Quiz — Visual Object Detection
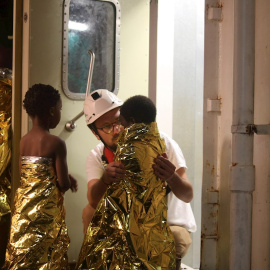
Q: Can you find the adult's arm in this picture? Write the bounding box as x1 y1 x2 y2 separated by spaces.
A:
153 153 193 203
87 161 125 208
82 204 96 234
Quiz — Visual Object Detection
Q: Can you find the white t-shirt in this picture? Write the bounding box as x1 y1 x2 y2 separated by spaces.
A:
86 132 197 233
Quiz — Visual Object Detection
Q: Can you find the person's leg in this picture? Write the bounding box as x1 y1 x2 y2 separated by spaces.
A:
175 258 182 270
170 225 192 270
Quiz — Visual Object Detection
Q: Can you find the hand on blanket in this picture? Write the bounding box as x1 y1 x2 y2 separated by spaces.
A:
153 153 176 182
101 162 126 186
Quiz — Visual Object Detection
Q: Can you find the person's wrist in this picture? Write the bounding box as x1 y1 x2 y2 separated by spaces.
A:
165 172 176 185
101 176 110 186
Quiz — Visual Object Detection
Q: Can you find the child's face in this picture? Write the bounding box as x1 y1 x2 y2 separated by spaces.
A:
50 98 62 129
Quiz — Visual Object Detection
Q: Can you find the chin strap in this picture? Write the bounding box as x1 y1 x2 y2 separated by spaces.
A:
90 123 116 156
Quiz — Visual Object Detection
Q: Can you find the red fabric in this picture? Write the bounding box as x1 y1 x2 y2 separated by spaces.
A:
104 147 114 163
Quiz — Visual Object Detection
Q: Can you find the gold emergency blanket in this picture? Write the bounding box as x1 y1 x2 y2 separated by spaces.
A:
4 156 70 270
76 122 176 270
0 72 12 223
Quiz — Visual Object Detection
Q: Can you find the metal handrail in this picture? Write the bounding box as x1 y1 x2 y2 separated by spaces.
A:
65 111 84 131
85 50 95 97
65 50 95 131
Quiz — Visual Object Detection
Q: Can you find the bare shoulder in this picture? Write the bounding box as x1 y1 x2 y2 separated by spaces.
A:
47 134 66 154
20 130 66 158
20 133 30 144
19 133 34 154
40 133 67 159
48 133 64 145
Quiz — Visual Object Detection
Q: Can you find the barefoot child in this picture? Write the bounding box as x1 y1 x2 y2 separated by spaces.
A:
4 84 78 269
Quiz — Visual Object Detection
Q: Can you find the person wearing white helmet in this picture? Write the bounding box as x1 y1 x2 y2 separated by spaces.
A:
84 89 124 151
81 89 126 233
81 90 196 269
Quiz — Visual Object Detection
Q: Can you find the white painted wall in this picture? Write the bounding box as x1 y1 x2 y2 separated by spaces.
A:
156 1 204 268
156 0 174 137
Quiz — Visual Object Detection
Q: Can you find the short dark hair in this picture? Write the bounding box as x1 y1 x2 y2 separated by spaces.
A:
23 84 60 118
120 95 156 124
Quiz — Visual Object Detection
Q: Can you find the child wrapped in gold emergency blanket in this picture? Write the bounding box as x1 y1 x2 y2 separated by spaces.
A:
4 157 70 270
76 122 176 269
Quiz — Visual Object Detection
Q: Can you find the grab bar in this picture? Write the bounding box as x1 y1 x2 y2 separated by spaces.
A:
65 50 95 131
85 50 95 98
65 111 84 131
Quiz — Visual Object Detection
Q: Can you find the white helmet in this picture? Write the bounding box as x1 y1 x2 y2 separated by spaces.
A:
84 89 123 125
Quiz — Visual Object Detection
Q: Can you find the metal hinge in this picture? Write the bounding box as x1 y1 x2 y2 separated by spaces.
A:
207 99 221 112
207 5 223 22
231 124 270 135
207 190 219 204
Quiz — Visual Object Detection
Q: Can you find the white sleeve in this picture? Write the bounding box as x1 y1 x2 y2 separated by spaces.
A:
160 132 197 232
86 143 105 183
160 131 187 170
167 193 197 232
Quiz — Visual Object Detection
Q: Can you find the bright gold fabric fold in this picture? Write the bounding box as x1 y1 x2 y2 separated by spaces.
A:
0 76 12 224
4 156 70 270
76 123 175 270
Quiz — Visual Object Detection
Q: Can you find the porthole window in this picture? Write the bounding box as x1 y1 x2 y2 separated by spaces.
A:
62 0 121 99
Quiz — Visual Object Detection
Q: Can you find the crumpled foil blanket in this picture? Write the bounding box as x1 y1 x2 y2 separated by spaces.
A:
76 122 175 270
0 69 12 224
4 156 70 270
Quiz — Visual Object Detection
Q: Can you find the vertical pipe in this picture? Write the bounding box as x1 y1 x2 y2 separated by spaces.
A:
230 0 255 269
148 0 158 104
